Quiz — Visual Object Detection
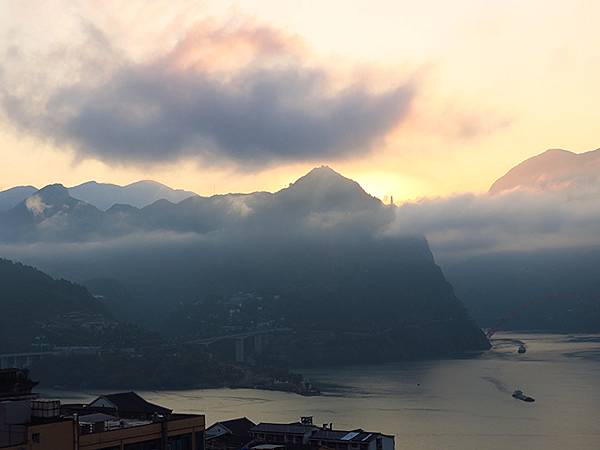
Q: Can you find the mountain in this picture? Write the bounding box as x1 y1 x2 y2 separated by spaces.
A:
0 166 388 242
0 166 490 360
0 180 196 212
490 148 600 194
69 180 196 210
0 258 112 352
445 246 600 332
0 184 104 241
0 185 37 211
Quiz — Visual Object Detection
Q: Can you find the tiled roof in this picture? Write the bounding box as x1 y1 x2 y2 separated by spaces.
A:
91 392 172 415
218 417 256 436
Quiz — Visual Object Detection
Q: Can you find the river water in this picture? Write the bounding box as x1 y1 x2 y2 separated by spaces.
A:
43 333 600 450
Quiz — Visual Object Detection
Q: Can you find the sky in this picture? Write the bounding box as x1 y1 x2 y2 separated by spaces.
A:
1 0 599 201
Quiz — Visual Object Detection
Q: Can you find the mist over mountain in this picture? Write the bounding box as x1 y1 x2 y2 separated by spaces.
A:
0 180 196 212
445 246 600 332
0 166 490 361
0 166 390 242
490 148 600 194
390 148 600 332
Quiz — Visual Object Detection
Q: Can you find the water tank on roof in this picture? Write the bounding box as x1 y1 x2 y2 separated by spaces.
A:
31 400 60 418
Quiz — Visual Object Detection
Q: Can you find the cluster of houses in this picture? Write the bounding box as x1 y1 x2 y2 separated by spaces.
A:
206 417 394 450
0 368 395 450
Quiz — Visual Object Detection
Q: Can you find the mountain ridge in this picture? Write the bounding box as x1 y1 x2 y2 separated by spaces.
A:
0 167 390 242
490 147 600 194
0 179 197 212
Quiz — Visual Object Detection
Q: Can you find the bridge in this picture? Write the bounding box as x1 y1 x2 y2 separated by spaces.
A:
185 328 292 363
0 351 59 369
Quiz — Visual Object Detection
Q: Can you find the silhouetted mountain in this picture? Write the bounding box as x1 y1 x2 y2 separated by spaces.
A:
0 258 112 352
490 148 600 194
0 180 196 212
69 180 196 210
0 167 490 360
0 184 103 241
445 246 600 332
0 185 37 211
83 278 140 321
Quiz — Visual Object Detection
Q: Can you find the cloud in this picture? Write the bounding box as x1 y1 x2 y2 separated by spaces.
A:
387 187 600 262
0 20 415 167
25 195 48 216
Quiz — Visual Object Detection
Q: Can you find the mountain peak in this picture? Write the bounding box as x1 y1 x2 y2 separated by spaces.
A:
35 183 70 203
490 147 600 194
0 185 38 211
278 166 380 212
292 166 358 188
305 165 340 177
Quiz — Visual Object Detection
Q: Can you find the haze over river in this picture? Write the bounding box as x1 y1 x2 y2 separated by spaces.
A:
43 333 600 450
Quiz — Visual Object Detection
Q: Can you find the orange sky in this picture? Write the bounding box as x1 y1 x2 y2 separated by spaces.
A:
1 0 599 202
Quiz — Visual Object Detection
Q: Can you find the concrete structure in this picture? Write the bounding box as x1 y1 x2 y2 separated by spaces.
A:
249 419 394 450
0 369 205 450
0 348 101 370
0 354 55 371
187 328 291 363
77 414 205 450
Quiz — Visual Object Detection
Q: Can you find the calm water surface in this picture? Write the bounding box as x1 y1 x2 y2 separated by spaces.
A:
43 333 600 450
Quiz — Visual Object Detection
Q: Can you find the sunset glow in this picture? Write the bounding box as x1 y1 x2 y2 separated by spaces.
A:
1 1 599 199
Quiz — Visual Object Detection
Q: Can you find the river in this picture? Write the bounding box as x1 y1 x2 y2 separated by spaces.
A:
42 333 600 450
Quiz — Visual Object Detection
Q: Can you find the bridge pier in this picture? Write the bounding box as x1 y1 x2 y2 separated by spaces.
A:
235 338 245 363
254 335 264 356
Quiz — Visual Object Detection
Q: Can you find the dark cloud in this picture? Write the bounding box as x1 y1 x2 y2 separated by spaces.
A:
0 23 414 166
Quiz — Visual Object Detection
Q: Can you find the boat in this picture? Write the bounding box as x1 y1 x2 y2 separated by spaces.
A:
517 344 526 354
512 390 535 402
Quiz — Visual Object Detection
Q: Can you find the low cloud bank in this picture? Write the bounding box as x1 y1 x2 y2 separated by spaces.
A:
388 187 600 261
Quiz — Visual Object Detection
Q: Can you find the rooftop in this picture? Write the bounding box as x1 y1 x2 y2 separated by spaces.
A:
89 391 172 416
211 417 256 436
251 422 318 435
311 429 381 442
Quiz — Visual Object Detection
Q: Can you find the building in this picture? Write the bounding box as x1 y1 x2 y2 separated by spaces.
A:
86 392 173 420
0 369 205 450
248 422 317 447
308 428 394 450
248 418 394 450
205 418 255 450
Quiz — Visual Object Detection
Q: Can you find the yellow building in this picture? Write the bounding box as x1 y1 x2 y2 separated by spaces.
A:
0 370 205 450
1 414 205 450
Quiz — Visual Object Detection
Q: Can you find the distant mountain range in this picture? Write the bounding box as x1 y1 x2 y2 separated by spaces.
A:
0 166 386 243
490 148 600 193
0 180 196 211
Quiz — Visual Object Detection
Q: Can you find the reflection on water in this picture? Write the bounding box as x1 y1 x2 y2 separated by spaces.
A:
42 333 600 450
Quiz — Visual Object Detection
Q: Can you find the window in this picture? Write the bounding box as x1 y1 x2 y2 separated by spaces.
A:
32 432 40 443
376 438 382 450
